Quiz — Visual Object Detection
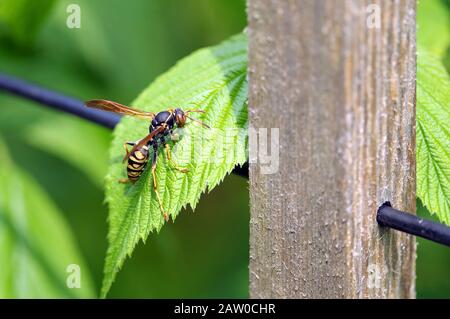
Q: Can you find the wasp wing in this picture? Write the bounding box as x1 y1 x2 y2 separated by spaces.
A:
123 125 165 162
85 99 155 120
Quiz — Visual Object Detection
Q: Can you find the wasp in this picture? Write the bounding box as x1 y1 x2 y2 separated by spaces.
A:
85 99 209 221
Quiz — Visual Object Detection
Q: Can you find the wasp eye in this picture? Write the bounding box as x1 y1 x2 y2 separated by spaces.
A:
175 109 186 127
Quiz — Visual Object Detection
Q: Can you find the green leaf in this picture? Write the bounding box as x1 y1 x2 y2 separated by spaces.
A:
417 49 450 225
0 0 56 47
101 33 248 297
0 136 95 298
417 0 450 59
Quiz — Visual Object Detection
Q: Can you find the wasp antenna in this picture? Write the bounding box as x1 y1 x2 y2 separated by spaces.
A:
186 109 206 114
185 115 210 129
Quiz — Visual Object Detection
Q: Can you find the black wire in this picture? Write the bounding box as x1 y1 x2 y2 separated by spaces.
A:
0 73 121 129
0 72 249 178
377 202 450 247
233 162 249 179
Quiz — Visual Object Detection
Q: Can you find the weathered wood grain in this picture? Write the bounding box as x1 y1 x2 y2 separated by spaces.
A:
248 0 416 298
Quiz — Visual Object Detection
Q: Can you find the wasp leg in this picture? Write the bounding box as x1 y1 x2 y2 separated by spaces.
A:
164 143 189 173
151 147 169 222
120 141 137 181
122 141 137 162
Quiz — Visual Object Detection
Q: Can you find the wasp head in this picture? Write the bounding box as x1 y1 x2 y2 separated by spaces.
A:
174 108 187 127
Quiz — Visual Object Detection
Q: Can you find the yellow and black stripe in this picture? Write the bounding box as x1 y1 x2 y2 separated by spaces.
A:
127 147 149 182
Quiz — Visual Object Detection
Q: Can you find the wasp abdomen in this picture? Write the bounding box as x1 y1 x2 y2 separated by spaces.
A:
127 146 149 182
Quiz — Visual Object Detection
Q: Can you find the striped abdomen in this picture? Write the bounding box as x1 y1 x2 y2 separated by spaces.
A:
127 146 149 182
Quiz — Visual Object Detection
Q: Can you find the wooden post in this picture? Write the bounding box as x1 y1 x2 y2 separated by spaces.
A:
248 0 416 298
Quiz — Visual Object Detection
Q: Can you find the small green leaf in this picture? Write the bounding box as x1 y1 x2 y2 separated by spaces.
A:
0 136 95 298
101 33 248 297
417 48 450 225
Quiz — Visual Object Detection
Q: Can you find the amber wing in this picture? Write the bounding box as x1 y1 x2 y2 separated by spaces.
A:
123 125 165 162
85 99 155 119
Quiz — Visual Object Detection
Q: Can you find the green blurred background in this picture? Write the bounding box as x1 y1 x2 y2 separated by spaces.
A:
0 0 448 298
